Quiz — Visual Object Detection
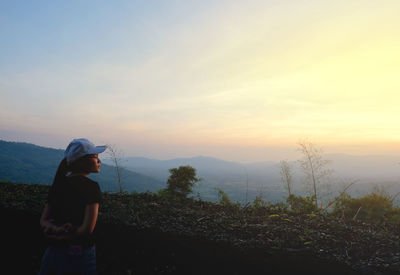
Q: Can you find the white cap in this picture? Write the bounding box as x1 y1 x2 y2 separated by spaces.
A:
64 138 107 164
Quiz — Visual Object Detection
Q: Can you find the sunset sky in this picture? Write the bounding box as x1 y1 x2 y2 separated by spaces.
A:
1 0 400 162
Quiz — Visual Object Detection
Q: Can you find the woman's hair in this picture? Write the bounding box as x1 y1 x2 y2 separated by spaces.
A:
67 156 93 174
52 158 69 185
52 155 94 185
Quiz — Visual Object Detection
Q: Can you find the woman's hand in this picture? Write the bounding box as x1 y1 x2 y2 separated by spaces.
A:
42 219 57 235
43 222 77 240
55 223 74 234
48 232 75 241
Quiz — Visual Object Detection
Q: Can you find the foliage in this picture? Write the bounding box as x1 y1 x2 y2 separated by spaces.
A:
332 190 396 223
252 195 267 208
268 201 288 212
286 194 319 213
165 166 200 199
216 187 231 205
156 188 170 198
3 181 400 274
156 188 179 201
214 187 242 211
0 180 48 214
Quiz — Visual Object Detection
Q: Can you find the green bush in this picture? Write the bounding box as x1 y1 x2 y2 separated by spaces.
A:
252 195 267 208
386 208 400 224
286 194 318 213
267 201 288 212
215 188 231 205
332 192 394 222
166 166 200 199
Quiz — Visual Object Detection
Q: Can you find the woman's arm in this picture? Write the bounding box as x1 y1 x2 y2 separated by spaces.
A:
43 203 99 240
40 203 57 234
76 203 99 236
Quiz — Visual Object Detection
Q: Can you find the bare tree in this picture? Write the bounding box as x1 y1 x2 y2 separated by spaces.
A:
280 160 293 197
253 186 268 208
297 139 333 207
106 144 124 193
244 167 249 205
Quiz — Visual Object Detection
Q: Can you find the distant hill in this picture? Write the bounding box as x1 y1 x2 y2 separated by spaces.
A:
2 139 400 203
105 153 400 203
325 153 400 181
105 156 269 202
0 140 164 193
117 156 249 182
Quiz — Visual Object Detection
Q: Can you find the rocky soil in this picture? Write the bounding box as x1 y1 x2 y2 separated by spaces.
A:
1 182 400 274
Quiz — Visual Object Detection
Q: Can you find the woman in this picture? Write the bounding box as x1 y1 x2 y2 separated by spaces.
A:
38 138 107 275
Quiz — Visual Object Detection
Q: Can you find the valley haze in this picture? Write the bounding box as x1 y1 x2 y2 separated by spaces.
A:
3 139 398 204
105 153 400 202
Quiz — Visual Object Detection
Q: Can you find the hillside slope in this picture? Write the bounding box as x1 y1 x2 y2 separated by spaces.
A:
0 140 164 193
1 182 399 275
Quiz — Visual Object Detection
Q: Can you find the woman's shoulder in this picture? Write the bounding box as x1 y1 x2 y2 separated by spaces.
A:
65 175 99 189
82 176 101 191
66 175 97 183
83 176 98 184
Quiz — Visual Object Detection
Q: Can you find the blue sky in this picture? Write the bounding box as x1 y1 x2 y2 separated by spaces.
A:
1 1 400 162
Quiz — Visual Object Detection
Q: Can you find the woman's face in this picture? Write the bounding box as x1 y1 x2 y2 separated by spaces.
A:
85 154 101 173
68 154 102 175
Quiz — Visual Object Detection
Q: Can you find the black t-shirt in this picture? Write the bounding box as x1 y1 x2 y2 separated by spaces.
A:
47 175 101 247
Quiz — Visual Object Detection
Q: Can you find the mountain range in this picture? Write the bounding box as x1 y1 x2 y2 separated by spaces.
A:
0 140 164 193
107 154 400 203
1 139 400 203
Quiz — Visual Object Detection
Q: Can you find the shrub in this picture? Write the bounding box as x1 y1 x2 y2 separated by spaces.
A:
252 195 267 208
332 192 394 222
166 166 200 199
286 194 319 213
216 188 231 205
